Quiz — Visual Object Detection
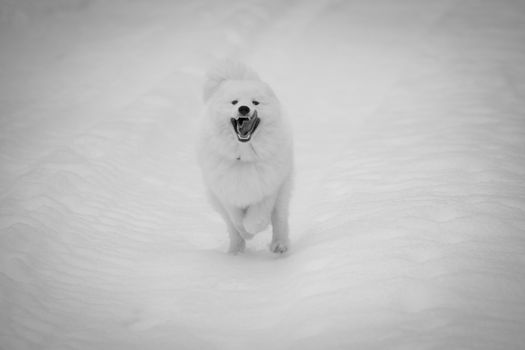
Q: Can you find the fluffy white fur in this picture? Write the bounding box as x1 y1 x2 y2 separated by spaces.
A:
197 60 294 254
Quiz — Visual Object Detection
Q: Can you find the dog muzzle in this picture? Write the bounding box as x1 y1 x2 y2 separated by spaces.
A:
230 110 260 143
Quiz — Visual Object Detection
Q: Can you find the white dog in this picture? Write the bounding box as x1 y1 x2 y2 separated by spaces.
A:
197 60 293 254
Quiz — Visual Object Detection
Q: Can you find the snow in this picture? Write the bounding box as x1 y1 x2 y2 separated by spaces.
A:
1 0 525 349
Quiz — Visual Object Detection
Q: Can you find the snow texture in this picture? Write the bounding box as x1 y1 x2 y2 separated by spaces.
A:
1 0 525 349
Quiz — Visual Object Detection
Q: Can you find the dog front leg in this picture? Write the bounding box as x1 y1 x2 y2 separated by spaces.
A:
226 205 254 241
270 177 292 254
208 191 248 252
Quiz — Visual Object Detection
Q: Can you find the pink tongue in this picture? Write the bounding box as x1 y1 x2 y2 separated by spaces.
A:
238 118 253 135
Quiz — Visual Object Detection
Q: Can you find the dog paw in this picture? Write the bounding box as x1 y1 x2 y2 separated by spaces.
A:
239 230 255 241
269 240 289 254
243 215 270 235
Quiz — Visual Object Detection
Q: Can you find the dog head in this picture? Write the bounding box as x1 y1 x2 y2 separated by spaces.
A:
205 79 280 143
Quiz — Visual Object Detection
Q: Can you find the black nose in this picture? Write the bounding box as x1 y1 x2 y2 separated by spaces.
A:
238 105 250 116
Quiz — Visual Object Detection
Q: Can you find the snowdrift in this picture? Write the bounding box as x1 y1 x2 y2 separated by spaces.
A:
1 1 525 349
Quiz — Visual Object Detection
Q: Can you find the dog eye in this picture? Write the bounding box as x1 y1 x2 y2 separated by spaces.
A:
252 100 259 105
231 100 238 105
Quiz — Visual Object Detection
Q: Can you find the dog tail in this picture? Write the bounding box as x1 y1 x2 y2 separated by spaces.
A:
203 59 260 101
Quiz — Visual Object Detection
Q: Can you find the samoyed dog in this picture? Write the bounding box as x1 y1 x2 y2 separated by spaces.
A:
197 60 293 254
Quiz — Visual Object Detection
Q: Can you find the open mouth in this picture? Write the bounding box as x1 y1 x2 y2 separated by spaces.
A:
230 110 260 142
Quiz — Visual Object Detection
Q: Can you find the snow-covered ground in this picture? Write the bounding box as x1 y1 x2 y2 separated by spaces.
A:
1 0 525 349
